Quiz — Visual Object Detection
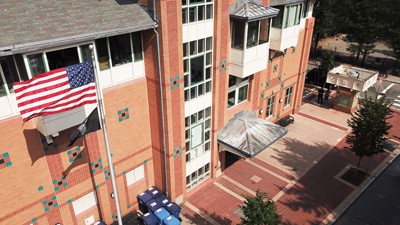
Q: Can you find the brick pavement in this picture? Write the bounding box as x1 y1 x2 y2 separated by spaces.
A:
181 102 395 225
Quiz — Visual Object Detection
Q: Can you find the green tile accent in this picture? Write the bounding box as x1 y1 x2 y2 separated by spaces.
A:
2 152 9 158
118 110 122 115
174 155 177 159
118 118 123 122
127 205 131 209
125 108 128 112
54 187 59 191
67 199 72 204
38 186 44 191
53 143 59 148
53 203 58 208
170 86 174 90
176 83 180 88
179 152 182 156
52 196 56 201
122 171 126 175
95 185 99 189
42 200 48 205
32 218 37 223
176 76 180 80
67 150 72 155
63 182 68 187
52 179 57 184
224 59 227 64
144 159 147 164
43 146 49 152
170 77 174 82
44 207 49 212
6 161 12 167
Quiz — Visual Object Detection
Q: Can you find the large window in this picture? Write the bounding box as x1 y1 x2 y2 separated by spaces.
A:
231 18 271 49
186 163 210 190
272 3 304 28
183 37 213 101
126 165 145 186
27 54 46 77
284 86 293 107
231 20 245 49
47 47 80 70
72 192 97 215
266 95 275 117
0 56 28 97
227 76 249 108
182 0 213 24
185 107 211 164
109 34 132 66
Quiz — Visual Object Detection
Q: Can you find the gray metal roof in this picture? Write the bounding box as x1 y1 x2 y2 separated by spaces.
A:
217 111 287 158
230 0 279 21
0 0 156 55
270 0 305 6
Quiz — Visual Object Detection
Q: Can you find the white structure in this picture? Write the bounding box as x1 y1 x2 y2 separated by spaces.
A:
326 65 378 92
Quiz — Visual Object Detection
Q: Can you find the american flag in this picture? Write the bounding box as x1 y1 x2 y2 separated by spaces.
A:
13 60 97 122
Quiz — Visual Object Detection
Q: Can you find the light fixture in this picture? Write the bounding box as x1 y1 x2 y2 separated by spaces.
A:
259 109 264 114
110 192 115 199
279 98 283 103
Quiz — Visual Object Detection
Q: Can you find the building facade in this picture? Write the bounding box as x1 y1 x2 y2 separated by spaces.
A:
0 0 315 224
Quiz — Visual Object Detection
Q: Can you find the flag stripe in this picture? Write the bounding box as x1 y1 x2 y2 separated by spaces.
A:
13 70 67 95
20 84 96 120
13 61 97 122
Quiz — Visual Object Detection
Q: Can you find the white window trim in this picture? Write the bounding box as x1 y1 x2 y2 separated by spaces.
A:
266 95 276 118
227 76 249 108
284 86 293 107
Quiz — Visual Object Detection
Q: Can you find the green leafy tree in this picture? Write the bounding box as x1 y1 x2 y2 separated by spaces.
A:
239 191 282 225
346 95 393 170
319 50 334 87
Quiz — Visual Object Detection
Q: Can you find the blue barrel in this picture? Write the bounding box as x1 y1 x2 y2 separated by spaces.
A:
140 212 158 225
146 199 162 213
154 207 170 225
137 191 153 213
163 215 181 225
146 186 162 198
165 202 181 218
155 194 171 207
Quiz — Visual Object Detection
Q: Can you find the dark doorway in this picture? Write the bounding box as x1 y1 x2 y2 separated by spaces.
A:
224 151 242 169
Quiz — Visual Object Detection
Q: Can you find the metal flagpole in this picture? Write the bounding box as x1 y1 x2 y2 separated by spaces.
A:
89 45 123 225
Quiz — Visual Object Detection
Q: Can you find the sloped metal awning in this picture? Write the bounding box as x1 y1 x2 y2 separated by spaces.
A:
230 0 279 22
217 111 288 158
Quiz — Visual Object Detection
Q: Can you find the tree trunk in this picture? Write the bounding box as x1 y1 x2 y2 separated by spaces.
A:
357 156 363 170
361 50 368 66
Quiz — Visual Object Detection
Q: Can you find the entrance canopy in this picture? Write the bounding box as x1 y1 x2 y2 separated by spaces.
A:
217 111 288 158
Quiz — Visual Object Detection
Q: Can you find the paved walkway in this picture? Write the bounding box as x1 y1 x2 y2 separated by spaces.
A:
180 101 399 225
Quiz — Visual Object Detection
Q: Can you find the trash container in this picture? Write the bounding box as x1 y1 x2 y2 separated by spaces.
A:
165 202 181 218
146 186 162 198
163 215 181 225
155 194 171 207
137 191 153 213
140 212 158 225
146 199 162 213
154 207 170 225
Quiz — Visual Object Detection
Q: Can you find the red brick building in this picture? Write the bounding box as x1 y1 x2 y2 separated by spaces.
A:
0 0 315 224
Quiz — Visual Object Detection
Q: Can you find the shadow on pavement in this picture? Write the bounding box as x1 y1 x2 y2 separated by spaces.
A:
182 211 232 225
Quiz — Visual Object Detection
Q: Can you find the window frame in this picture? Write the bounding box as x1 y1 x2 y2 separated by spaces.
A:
227 75 250 108
266 95 276 117
284 86 293 107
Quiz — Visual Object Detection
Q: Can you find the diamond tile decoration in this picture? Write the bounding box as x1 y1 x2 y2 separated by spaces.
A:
42 195 58 212
67 146 82 163
173 146 183 159
0 152 12 169
90 158 104 173
219 59 227 73
170 75 181 90
118 108 130 122
52 176 67 191
273 64 278 73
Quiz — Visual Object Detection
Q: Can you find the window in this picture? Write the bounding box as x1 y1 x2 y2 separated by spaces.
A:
95 38 110 71
272 3 304 28
132 32 143 62
47 47 80 70
185 163 211 190
126 165 145 186
183 37 213 102
27 54 46 77
247 21 259 48
259 19 270 44
185 107 211 164
72 192 97 215
80 44 92 62
0 56 27 96
284 86 293 107
231 20 245 49
227 76 249 108
182 0 213 24
109 34 132 66
266 96 275 117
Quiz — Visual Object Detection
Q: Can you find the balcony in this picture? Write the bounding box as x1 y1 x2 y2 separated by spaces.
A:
229 1 278 78
269 2 306 51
